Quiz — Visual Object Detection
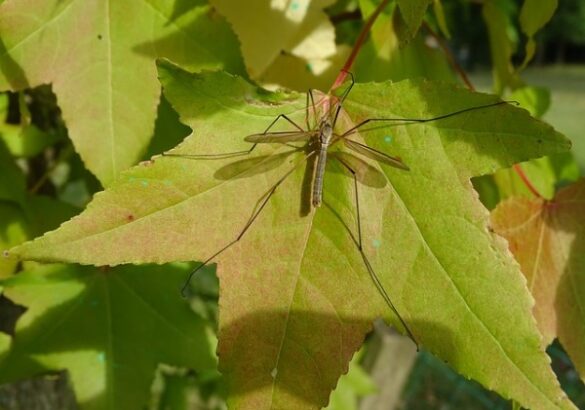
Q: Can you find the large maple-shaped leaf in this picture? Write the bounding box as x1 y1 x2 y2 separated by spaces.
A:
0 0 243 185
491 179 585 382
0 263 217 410
9 62 575 409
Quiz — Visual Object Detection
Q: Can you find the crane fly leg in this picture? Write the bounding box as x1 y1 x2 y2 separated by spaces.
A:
181 152 315 296
334 156 419 347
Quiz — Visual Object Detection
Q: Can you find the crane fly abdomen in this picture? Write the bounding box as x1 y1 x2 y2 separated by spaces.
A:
312 122 334 207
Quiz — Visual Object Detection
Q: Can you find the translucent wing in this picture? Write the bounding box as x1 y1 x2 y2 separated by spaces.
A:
244 131 316 143
344 138 409 170
214 150 300 180
330 151 386 188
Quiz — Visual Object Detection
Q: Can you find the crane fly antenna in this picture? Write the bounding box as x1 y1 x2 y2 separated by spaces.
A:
334 156 418 347
180 151 316 296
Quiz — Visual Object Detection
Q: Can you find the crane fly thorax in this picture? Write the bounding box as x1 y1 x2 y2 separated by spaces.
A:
319 122 333 148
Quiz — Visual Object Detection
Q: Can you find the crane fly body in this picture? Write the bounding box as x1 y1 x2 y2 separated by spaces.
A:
243 88 409 209
312 120 333 207
162 72 516 346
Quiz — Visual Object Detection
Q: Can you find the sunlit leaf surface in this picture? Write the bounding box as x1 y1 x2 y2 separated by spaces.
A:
0 0 243 184
9 62 575 409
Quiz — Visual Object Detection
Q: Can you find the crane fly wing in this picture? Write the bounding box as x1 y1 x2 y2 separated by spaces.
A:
244 131 316 143
343 139 409 171
215 149 301 180
331 151 387 188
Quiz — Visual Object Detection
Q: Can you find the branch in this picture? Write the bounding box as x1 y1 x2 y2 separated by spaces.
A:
330 0 390 90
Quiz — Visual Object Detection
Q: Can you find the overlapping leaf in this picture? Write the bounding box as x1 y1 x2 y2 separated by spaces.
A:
8 62 575 409
395 0 433 41
491 179 585 381
0 0 243 185
356 0 453 83
210 0 337 84
0 263 217 410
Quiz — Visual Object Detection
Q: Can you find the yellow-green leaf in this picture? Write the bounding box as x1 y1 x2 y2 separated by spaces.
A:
0 0 243 185
9 62 576 409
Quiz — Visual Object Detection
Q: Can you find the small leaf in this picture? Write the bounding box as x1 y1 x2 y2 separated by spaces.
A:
491 179 585 383
0 263 217 410
395 0 433 41
519 0 558 69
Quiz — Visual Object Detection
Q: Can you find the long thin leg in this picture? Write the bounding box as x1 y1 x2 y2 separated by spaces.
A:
306 89 318 130
341 100 514 138
332 71 355 128
181 152 315 295
335 156 419 347
164 113 305 160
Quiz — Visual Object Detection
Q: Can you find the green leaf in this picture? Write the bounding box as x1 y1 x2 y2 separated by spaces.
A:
0 202 28 277
10 63 575 409
209 0 336 80
0 138 25 205
519 0 558 69
395 0 433 41
0 93 62 157
355 1 454 83
0 0 243 185
0 263 217 410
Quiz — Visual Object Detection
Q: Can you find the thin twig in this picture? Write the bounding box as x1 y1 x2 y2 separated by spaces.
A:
330 0 391 91
513 164 543 199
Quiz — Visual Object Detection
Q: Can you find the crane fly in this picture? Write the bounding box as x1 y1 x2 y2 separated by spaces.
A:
163 72 514 345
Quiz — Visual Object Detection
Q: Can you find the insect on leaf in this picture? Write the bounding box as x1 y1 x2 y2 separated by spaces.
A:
8 61 575 409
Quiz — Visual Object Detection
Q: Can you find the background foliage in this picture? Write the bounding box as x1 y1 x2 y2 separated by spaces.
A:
0 0 584 409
